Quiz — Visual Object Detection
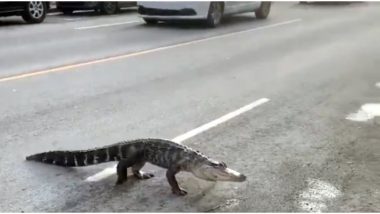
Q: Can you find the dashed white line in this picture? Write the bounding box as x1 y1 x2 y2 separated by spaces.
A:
74 20 141 30
86 166 116 182
172 98 270 143
346 103 380 122
346 83 380 122
85 98 270 182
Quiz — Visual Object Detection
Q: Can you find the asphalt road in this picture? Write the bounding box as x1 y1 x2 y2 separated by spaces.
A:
1 2 380 212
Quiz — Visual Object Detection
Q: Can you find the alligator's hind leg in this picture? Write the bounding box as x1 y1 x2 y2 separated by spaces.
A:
166 166 187 196
116 158 136 185
132 161 154 179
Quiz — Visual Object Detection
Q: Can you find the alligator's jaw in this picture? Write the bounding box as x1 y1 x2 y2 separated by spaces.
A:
192 165 246 182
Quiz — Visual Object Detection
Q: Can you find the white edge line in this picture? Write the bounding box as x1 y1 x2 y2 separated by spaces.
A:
75 20 140 30
85 98 270 182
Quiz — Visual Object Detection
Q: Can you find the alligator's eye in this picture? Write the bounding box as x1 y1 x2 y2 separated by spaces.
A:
210 162 219 167
219 161 227 168
211 161 227 168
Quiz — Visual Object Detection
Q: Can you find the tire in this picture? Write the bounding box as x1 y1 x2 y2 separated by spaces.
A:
205 2 223 27
61 9 73 15
143 18 158 25
255 2 271 19
100 2 118 15
22 1 47 24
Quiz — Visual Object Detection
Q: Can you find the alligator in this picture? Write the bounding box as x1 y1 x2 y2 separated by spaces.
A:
26 138 246 195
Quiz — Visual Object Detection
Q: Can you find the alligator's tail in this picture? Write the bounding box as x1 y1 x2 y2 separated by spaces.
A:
25 141 136 167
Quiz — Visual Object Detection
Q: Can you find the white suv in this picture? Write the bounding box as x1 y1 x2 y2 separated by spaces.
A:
137 1 271 27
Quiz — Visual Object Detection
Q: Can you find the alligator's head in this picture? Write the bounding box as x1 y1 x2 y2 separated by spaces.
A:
191 160 246 182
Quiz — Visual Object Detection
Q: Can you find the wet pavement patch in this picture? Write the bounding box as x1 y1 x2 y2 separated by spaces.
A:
298 178 342 212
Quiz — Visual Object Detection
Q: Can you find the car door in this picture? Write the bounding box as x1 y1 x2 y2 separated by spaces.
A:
118 1 136 8
0 2 25 13
224 1 261 15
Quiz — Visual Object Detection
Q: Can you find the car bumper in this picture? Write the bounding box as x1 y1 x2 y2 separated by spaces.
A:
137 2 210 20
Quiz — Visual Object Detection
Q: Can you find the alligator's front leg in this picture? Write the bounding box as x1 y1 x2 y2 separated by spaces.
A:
166 167 187 196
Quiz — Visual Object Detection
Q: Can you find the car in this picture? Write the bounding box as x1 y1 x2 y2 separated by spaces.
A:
56 2 137 15
137 1 271 27
0 1 48 24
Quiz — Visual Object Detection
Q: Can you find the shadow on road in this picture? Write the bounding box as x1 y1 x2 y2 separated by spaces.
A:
56 7 137 18
0 19 26 26
0 8 137 26
138 15 266 30
296 1 365 7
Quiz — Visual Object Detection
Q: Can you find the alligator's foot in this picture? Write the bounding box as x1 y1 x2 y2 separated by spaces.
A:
115 170 128 185
115 176 127 185
172 188 187 196
134 171 154 179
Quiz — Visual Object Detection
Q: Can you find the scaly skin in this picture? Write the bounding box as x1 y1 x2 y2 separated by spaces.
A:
26 138 246 195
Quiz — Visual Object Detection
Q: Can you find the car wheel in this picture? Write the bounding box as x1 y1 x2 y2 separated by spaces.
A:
255 2 271 19
143 18 158 25
22 1 47 24
101 2 118 15
206 2 223 27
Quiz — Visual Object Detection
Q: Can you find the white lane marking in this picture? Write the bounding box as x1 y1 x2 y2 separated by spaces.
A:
346 103 380 122
74 20 140 30
298 178 341 212
64 18 81 21
172 98 269 143
0 19 301 83
85 98 270 182
75 17 300 31
376 82 380 88
85 165 117 182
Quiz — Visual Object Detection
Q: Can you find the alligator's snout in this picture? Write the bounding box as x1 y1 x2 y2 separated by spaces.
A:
224 167 247 182
192 163 247 182
237 173 247 182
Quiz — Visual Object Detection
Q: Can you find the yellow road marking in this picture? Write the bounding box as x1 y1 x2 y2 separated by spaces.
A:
0 19 301 83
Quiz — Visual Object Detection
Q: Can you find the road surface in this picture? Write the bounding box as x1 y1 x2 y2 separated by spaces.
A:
0 2 379 212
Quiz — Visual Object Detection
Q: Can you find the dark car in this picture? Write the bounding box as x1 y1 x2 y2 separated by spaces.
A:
0 1 48 23
56 1 136 15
